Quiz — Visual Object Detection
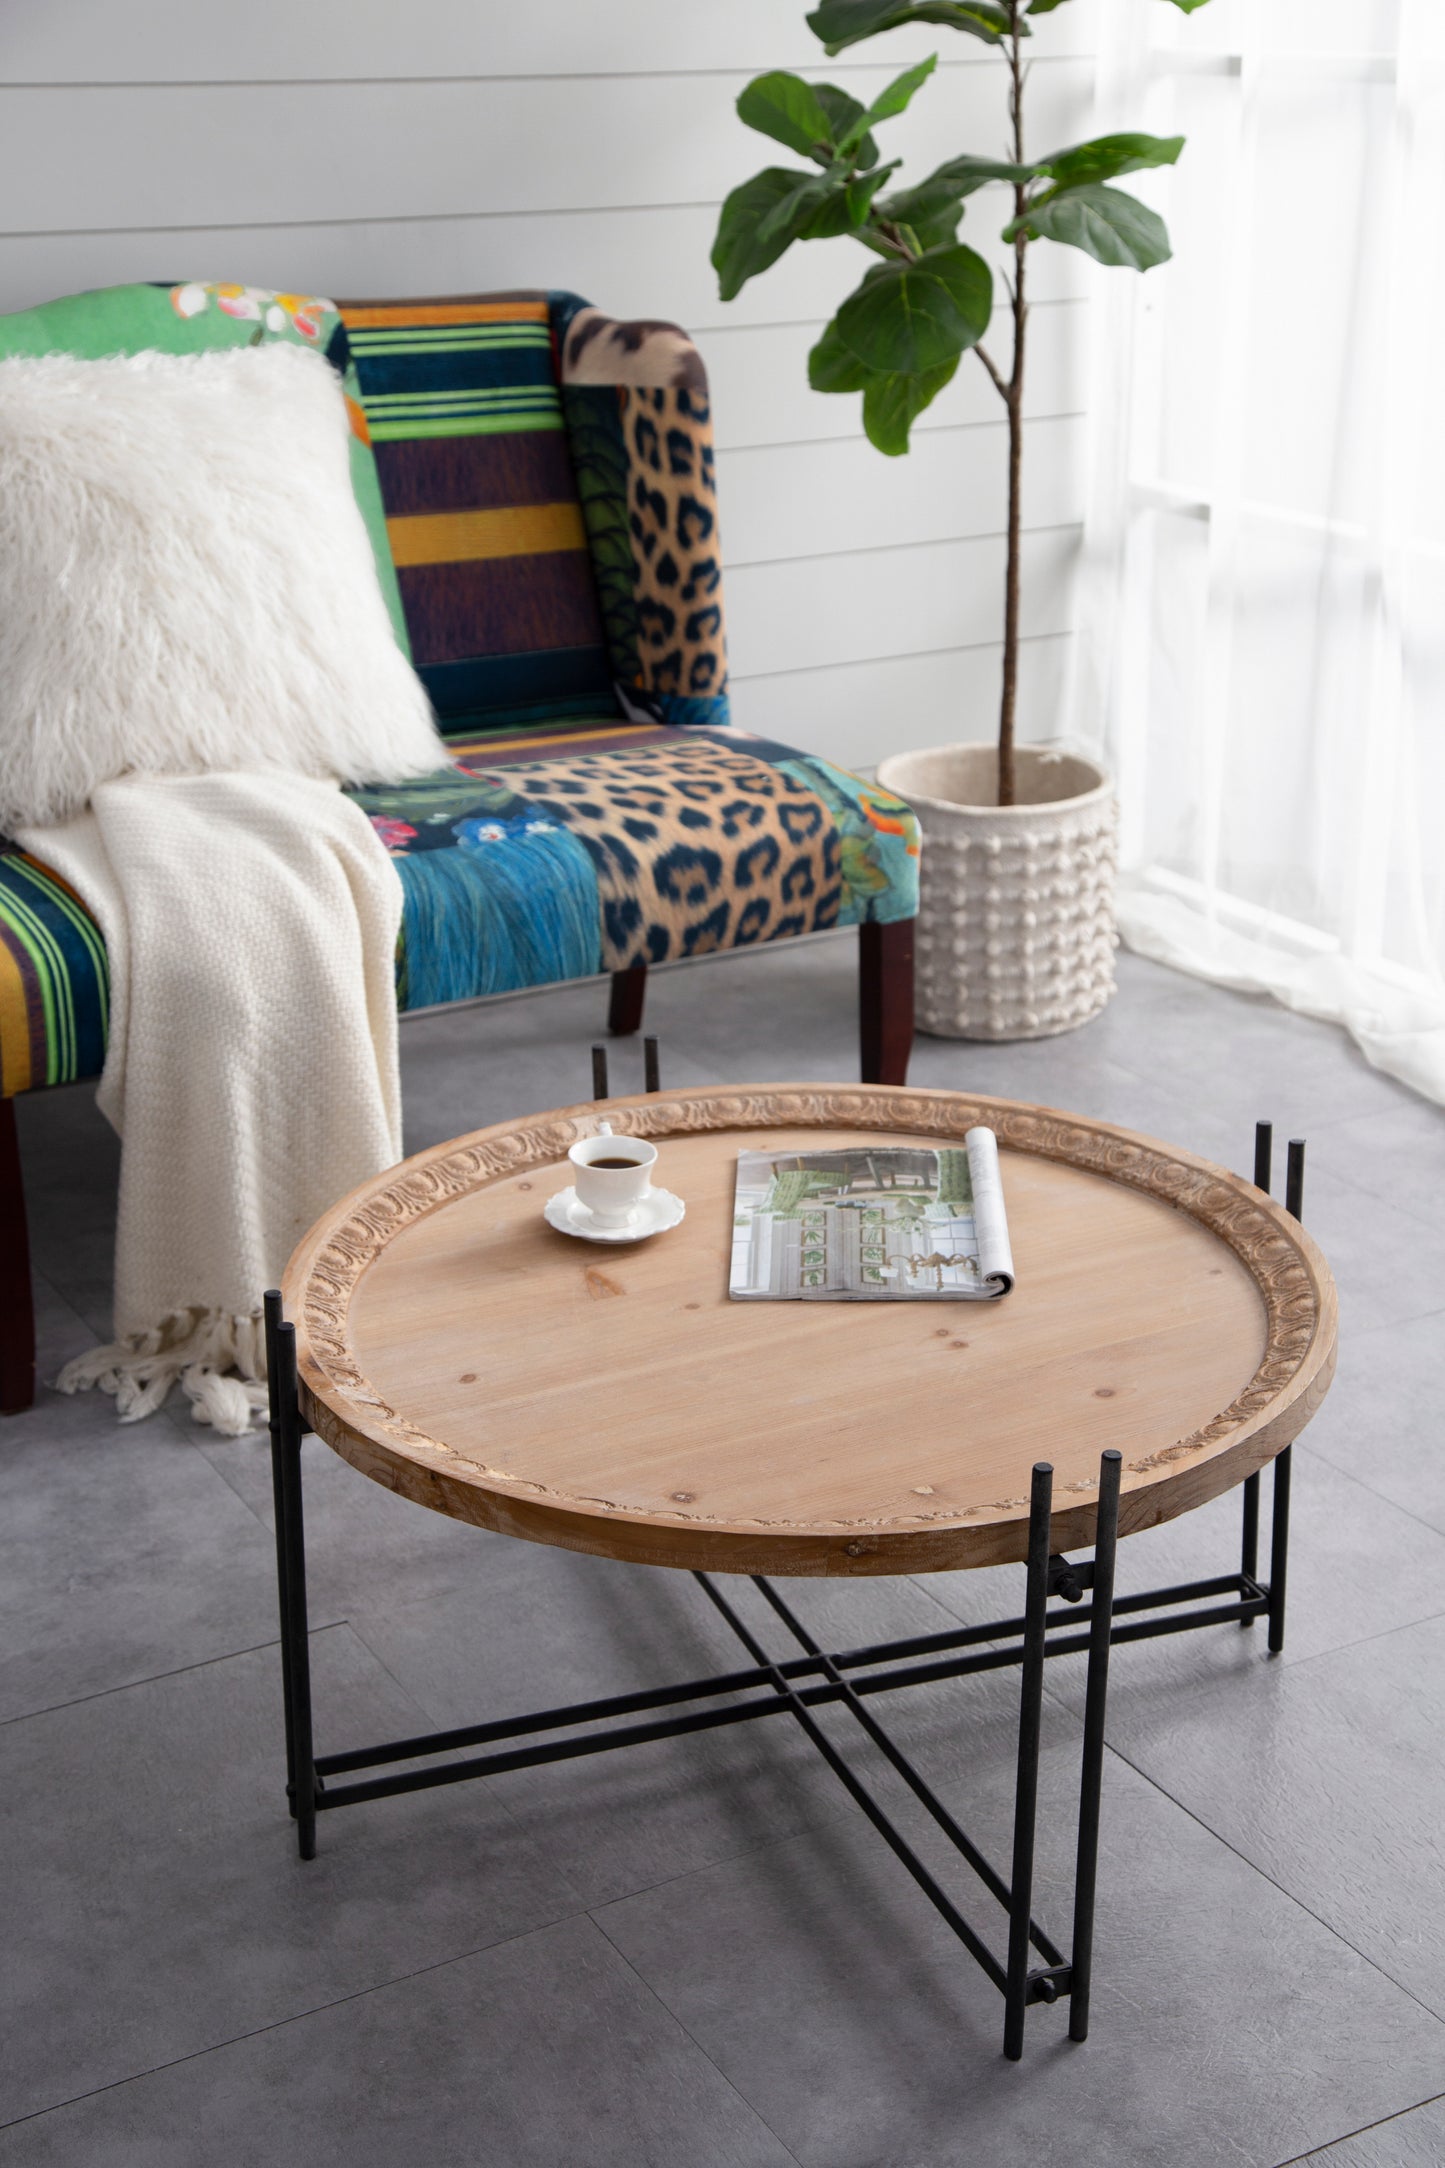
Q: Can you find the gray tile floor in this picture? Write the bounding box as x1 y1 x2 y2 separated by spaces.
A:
4 939 1443 2166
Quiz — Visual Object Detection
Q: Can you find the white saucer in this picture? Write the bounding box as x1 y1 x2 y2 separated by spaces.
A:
543 1185 686 1245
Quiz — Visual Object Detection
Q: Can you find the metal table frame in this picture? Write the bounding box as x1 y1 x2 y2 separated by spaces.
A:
266 1119 1303 2062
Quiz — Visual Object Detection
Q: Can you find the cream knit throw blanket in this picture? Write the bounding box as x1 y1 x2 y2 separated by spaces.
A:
17 771 403 1435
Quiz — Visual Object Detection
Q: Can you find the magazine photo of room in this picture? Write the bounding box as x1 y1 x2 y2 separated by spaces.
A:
730 1134 1014 1301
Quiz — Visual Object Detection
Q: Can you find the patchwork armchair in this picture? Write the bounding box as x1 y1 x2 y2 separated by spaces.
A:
0 279 920 1414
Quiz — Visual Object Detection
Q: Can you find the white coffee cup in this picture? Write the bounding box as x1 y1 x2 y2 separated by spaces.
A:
567 1127 658 1227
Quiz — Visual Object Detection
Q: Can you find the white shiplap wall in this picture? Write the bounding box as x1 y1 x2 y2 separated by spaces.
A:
0 0 1100 771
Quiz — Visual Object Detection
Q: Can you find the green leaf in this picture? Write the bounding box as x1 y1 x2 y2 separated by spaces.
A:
872 174 969 250
814 83 879 167
1026 0 1071 10
807 318 961 451
808 317 874 394
863 355 960 454
1039 131 1183 190
712 168 838 300
1007 183 1171 269
840 54 937 149
736 72 838 161
869 152 1037 255
803 160 900 237
833 242 993 373
844 159 902 223
1162 0 1212 11
807 0 1018 55
932 151 1041 190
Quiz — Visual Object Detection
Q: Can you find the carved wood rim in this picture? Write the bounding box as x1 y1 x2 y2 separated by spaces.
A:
284 1084 1337 1572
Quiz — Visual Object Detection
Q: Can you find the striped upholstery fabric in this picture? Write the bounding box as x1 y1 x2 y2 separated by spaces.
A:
0 852 108 1096
341 296 614 733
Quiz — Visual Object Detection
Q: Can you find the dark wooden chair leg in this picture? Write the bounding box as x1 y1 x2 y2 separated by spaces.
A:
859 919 915 1086
1 1096 36 1415
608 964 647 1037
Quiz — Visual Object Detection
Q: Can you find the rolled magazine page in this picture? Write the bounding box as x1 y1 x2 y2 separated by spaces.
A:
729 1137 1015 1300
964 1127 1015 1295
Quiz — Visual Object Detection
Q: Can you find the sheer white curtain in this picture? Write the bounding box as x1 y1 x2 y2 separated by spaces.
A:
1071 0 1445 1102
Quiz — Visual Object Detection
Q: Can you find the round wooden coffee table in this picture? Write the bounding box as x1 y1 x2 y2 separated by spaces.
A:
284 1083 1336 1576
270 1083 1336 2060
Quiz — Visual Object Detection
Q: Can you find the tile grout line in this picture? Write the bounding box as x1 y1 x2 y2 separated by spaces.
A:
1297 1429 1445 1549
338 1613 597 1921
1272 2087 1445 2167
1086 1732 1445 2039
587 1910 807 2168
1293 1113 1445 1237
27 1265 101 1379
27 1262 283 1514
0 1622 349 1733
187 1437 277 1529
0 1908 593 2136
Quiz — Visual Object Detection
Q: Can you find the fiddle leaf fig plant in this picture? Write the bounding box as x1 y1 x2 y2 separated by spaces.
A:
712 0 1210 804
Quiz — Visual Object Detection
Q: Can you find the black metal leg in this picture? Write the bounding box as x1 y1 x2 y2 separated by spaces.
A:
644 1036 661 1094
1241 1119 1273 1625
1004 1462 1054 2061
1267 1446 1292 1656
608 964 647 1037
270 1311 317 1858
1267 1139 1305 1658
264 1290 298 1810
1069 1449 1121 2044
1240 1472 1260 1628
591 1045 609 1100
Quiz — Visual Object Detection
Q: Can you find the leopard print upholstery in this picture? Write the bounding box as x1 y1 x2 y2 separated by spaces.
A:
619 385 725 710
561 306 705 393
458 733 841 970
559 304 729 729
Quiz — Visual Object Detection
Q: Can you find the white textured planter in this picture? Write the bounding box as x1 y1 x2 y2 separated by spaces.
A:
875 744 1118 1042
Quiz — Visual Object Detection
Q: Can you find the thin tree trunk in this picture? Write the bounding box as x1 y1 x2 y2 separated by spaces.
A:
998 13 1029 809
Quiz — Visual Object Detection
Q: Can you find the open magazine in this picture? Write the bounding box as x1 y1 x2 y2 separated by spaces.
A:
729 1130 1015 1302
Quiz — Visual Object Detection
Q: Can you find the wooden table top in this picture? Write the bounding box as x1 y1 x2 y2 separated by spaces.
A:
284 1084 1337 1577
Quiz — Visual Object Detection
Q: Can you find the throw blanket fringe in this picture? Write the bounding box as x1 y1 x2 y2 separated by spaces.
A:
19 770 404 1433
57 1308 270 1436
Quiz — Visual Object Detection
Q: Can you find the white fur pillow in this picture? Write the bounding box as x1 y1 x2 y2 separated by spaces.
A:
0 343 448 832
